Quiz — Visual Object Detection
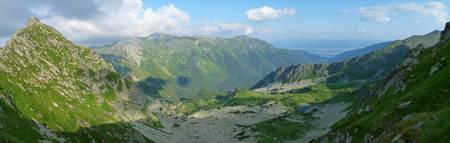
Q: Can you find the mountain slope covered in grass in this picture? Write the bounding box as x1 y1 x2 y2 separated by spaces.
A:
0 18 151 142
329 30 440 62
252 30 440 93
315 22 450 143
97 34 326 100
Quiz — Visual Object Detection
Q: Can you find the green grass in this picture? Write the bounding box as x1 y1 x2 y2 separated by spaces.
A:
250 115 314 143
225 85 354 111
97 35 324 101
0 19 151 142
319 37 450 142
177 84 355 114
0 91 43 142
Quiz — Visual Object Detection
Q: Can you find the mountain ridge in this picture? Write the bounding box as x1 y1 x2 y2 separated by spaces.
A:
315 21 450 143
252 30 440 93
329 30 440 62
97 33 327 100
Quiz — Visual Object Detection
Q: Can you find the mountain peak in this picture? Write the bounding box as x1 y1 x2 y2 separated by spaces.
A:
427 30 441 35
233 35 251 39
440 22 450 41
11 17 65 44
146 33 174 40
26 17 41 27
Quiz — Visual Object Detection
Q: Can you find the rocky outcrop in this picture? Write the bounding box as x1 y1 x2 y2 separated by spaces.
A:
440 22 450 41
315 21 450 143
251 64 329 93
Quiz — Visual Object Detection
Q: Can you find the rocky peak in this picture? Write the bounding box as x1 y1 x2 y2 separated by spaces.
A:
26 17 41 27
9 17 63 42
440 22 450 41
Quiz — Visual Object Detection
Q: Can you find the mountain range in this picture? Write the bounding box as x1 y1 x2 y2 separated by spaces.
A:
251 30 440 93
96 34 327 100
0 17 449 143
329 30 441 62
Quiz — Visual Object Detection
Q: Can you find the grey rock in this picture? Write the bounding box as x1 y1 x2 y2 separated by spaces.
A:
440 22 450 41
391 134 405 143
414 122 424 129
402 114 414 121
429 62 442 76
398 101 412 109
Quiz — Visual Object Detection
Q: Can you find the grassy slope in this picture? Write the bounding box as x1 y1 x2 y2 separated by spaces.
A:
318 36 450 142
245 114 315 143
0 89 43 143
178 83 354 114
0 19 151 142
252 31 440 91
329 30 440 63
98 35 322 100
329 31 439 83
0 19 118 132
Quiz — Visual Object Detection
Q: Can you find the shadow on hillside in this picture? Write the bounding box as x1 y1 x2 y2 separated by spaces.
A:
176 76 191 87
101 54 133 75
56 120 155 143
0 94 154 143
137 77 167 97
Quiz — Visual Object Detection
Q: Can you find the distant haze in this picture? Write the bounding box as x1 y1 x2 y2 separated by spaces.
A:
270 39 382 57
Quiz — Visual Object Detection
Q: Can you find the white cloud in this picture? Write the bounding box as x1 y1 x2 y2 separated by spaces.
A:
356 7 391 23
0 0 269 45
245 6 295 22
197 23 276 37
199 23 254 35
355 2 448 23
260 28 272 34
396 2 448 23
39 0 191 42
356 29 367 33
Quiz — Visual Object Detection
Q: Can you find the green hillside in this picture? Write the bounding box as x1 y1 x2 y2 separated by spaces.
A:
97 34 326 100
252 30 440 92
330 30 440 62
316 22 450 143
0 18 151 142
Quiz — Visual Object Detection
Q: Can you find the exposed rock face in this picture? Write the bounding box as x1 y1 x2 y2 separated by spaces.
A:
251 64 329 93
440 22 450 41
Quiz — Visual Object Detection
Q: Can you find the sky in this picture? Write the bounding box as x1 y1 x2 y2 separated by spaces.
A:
0 0 449 55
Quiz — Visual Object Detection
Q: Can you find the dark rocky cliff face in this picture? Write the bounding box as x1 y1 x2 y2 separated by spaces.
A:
441 22 450 41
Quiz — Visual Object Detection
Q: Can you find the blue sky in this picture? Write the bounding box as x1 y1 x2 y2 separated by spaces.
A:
0 0 449 55
145 0 449 41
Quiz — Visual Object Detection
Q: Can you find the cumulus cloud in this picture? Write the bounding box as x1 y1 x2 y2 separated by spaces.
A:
40 0 191 43
197 23 275 37
355 1 448 23
200 23 254 35
356 7 391 23
246 6 295 22
0 0 258 45
0 0 189 44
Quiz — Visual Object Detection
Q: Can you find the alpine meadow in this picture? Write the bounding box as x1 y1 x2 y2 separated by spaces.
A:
0 0 449 143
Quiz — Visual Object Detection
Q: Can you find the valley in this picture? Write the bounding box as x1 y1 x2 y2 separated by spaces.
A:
0 16 449 143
